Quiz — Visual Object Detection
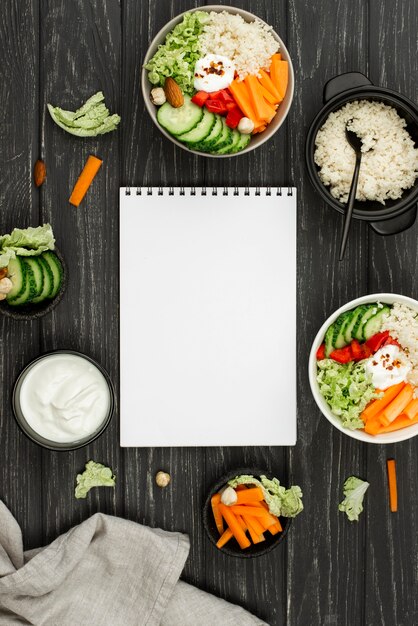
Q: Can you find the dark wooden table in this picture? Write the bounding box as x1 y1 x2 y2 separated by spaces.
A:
1 1 417 624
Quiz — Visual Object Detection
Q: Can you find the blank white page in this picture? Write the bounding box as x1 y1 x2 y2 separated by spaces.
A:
120 187 297 447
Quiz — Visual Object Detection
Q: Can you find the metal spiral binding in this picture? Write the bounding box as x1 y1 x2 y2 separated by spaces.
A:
125 186 293 197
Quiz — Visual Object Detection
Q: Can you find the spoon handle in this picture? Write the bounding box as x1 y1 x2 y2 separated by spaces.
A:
339 153 362 261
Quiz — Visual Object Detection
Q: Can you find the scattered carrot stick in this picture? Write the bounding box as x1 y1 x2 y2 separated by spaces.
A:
380 384 413 426
218 503 251 549
361 382 405 421
377 413 418 433
403 397 418 420
270 58 288 100
216 528 233 548
387 459 398 512
235 487 264 505
211 494 224 535
69 155 102 207
258 69 282 102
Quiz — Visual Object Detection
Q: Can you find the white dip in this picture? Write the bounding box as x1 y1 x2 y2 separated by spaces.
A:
19 353 111 443
194 54 235 92
365 344 411 390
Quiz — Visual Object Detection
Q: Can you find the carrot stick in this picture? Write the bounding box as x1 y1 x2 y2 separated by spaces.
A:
364 414 385 436
229 505 278 528
216 528 233 548
387 459 398 512
361 382 405 421
257 82 280 105
211 494 224 535
235 487 264 505
258 69 282 101
245 75 277 122
403 396 418 420
229 80 259 125
235 513 247 531
218 503 250 549
69 155 102 207
377 412 418 433
380 384 414 426
270 58 288 100
243 516 265 544
242 514 265 536
268 521 283 535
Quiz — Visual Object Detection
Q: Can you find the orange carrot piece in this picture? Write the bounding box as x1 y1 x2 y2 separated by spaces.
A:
253 125 267 134
235 513 247 531
380 384 414 426
243 516 265 544
361 382 405 421
242 514 265 536
271 53 282 62
69 155 102 207
270 58 288 100
229 80 259 124
229 505 278 528
364 414 384 436
377 412 418 433
268 521 283 535
216 528 233 548
211 494 224 535
257 82 279 105
218 504 250 549
258 69 282 102
236 487 264 505
387 459 398 512
245 75 277 122
403 396 418 420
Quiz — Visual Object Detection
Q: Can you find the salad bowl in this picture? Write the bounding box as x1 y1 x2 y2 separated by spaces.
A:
141 6 294 158
309 293 418 444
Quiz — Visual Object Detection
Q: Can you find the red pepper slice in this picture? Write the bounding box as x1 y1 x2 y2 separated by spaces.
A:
205 99 228 114
191 91 209 107
207 89 224 100
329 345 353 364
225 106 244 128
316 343 326 360
382 334 400 347
350 339 364 360
365 330 389 353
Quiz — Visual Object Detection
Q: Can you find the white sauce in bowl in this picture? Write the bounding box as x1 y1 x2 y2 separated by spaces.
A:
18 353 111 443
194 54 235 92
365 344 411 389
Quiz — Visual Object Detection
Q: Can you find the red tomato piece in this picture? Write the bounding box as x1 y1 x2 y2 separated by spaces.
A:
365 330 389 353
191 91 209 107
329 345 353 364
316 343 326 360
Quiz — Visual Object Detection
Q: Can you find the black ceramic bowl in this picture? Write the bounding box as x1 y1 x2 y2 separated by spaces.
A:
306 72 418 235
203 468 292 558
12 350 115 451
0 248 67 320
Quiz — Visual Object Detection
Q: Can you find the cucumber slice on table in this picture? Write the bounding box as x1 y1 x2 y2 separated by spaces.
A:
42 251 63 298
6 257 27 300
196 115 223 151
157 95 203 136
23 257 44 300
8 261 37 306
363 306 391 339
179 110 216 145
31 256 54 303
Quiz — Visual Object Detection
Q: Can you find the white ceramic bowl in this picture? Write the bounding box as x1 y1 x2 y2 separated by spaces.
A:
141 5 294 158
309 293 418 444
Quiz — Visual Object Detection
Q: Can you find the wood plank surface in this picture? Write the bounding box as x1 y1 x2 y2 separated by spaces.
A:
0 0 417 624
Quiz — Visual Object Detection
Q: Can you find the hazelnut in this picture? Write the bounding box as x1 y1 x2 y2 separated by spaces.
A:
155 471 171 488
0 293 6 301
237 117 255 135
150 88 166 106
0 277 13 294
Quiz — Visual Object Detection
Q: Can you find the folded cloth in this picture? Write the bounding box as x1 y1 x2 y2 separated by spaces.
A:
0 501 267 626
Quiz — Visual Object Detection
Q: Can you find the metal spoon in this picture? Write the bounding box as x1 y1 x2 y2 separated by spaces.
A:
339 123 364 260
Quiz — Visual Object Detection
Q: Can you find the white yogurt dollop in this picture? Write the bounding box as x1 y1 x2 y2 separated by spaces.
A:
19 353 111 443
365 344 411 389
193 54 235 92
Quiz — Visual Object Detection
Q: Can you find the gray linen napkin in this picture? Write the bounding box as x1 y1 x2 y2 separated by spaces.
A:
0 502 268 626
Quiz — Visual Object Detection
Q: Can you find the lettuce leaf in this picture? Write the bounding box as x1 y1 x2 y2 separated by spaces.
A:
47 91 120 137
145 11 210 94
75 460 116 499
317 359 379 430
339 476 369 521
228 474 304 518
0 224 55 267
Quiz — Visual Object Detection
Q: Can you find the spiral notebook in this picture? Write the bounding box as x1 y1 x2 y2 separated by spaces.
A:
120 186 297 447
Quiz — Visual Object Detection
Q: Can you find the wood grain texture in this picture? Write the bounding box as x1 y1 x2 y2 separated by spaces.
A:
0 0 417 624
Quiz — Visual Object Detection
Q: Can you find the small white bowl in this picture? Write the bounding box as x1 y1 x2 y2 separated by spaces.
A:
141 5 294 158
309 293 418 444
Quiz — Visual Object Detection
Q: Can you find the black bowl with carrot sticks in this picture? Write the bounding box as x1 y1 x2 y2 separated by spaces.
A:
203 468 292 558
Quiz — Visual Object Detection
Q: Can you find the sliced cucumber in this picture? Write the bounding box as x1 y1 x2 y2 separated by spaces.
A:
179 109 215 145
196 115 223 151
215 129 241 155
210 118 232 151
23 257 44 301
332 311 352 349
325 323 335 357
31 256 54 303
42 251 63 298
157 95 203 136
8 262 37 305
363 305 391 339
344 306 365 343
354 305 379 341
232 133 251 153
6 257 26 300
